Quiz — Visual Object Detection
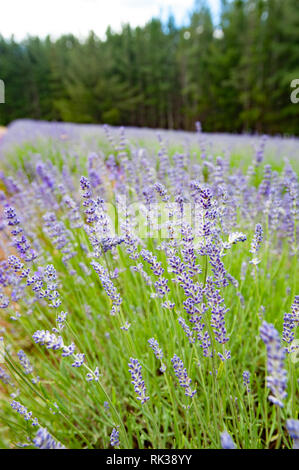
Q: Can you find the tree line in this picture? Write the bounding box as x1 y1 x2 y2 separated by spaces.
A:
0 0 298 135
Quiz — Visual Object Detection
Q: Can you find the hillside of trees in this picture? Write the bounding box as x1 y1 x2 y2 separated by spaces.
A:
0 0 298 134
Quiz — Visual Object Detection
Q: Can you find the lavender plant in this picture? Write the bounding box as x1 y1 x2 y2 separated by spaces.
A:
0 120 298 449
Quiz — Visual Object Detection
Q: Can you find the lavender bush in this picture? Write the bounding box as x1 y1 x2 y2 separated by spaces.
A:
0 120 298 449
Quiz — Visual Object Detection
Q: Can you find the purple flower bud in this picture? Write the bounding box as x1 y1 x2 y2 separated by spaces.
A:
171 354 196 398
286 419 299 449
128 358 150 404
221 431 236 449
33 427 65 449
250 224 263 255
242 370 250 393
110 427 120 447
260 321 287 408
283 296 299 351
17 350 33 375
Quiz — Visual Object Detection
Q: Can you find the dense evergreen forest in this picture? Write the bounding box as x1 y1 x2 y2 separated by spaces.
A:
0 0 298 134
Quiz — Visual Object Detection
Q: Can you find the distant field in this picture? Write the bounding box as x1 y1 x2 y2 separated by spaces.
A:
1 120 299 173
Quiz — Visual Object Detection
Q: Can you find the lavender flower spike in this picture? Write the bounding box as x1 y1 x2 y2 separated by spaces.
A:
0 366 12 385
148 338 163 360
110 427 120 447
260 321 287 408
11 400 32 421
283 296 299 351
221 431 236 449
33 427 65 449
171 354 196 398
17 350 33 375
148 338 166 372
128 358 150 404
286 419 299 449
32 330 64 351
250 223 263 255
242 370 250 393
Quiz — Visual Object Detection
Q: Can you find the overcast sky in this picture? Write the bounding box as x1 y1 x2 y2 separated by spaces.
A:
1 0 220 40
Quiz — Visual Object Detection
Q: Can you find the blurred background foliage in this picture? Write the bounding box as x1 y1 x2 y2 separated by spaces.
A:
0 0 298 134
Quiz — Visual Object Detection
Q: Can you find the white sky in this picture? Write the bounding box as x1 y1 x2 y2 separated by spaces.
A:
0 0 220 40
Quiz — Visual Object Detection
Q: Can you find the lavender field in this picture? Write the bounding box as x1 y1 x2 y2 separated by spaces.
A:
0 120 298 449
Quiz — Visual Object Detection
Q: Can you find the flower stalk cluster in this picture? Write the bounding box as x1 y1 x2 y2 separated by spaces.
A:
260 321 287 408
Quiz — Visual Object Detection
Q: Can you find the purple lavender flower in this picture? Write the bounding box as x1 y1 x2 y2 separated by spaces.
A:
174 268 210 355
101 236 124 253
61 342 75 357
128 358 150 404
0 292 10 308
206 243 229 288
71 353 85 367
140 249 164 276
154 277 170 297
194 185 213 210
43 212 76 264
221 431 236 449
259 164 272 197
4 206 37 262
171 354 196 398
91 261 122 315
4 206 21 228
121 225 140 261
44 264 57 283
218 349 231 361
62 194 83 229
286 419 299 449
110 427 120 447
17 350 33 375
254 134 267 167
80 176 99 224
168 255 186 276
178 317 195 344
10 400 37 424
36 161 56 189
94 367 100 381
140 249 171 299
7 255 24 273
148 338 166 372
250 224 263 255
283 296 299 351
85 366 100 382
0 366 12 385
56 311 68 331
162 300 175 310
86 372 93 382
226 232 247 247
32 330 64 351
260 321 287 408
242 370 250 393
33 427 65 449
148 338 163 360
195 121 202 133
205 276 230 347
181 223 201 277
153 182 170 202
